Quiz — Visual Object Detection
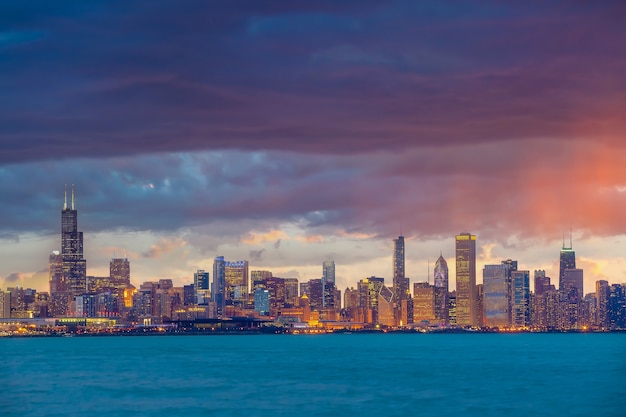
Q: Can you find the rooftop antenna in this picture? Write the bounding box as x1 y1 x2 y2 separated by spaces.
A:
562 233 565 249
569 226 573 249
63 184 67 210
427 258 430 284
71 184 75 210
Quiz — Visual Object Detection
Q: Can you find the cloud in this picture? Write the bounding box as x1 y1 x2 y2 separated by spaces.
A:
0 2 624 164
249 249 265 262
142 238 187 259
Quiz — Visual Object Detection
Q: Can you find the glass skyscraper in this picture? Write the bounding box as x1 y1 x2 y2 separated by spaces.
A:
393 235 409 303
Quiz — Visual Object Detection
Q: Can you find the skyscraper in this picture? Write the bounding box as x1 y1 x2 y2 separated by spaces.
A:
511 270 530 327
322 260 335 285
433 254 449 324
110 258 130 286
61 185 87 299
455 232 477 326
393 235 409 302
212 256 226 317
559 237 576 292
483 264 511 328
194 270 210 305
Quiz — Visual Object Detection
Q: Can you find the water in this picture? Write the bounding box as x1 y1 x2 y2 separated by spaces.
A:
1 333 624 417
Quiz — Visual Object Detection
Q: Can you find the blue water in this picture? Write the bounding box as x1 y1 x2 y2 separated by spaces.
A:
1 333 624 417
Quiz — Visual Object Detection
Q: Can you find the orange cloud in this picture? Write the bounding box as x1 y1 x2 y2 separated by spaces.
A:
142 238 187 259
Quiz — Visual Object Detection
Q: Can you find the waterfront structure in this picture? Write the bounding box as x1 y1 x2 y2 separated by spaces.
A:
61 185 87 299
455 233 477 326
483 264 511 328
433 254 449 324
532 270 551 328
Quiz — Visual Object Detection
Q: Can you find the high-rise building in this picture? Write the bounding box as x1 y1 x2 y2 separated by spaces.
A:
225 260 249 306
49 251 67 317
322 260 335 285
61 185 87 298
596 280 610 328
393 235 409 302
194 270 210 305
433 254 449 324
212 256 226 317
284 278 299 307
483 264 511 328
110 258 130 286
559 239 576 292
533 270 551 328
455 232 477 326
511 270 530 327
413 282 435 324
0 290 10 318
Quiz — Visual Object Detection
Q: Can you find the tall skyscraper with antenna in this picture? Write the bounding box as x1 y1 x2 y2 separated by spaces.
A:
558 231 576 292
62 185 87 299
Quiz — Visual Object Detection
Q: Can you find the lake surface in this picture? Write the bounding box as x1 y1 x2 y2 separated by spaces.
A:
1 333 624 417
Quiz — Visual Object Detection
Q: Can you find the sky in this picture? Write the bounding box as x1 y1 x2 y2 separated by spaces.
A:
1 1 625 295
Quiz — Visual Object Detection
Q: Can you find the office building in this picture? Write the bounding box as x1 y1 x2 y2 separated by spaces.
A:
110 258 130 286
413 282 435 324
212 256 226 317
322 260 335 285
511 270 530 327
455 233 477 326
483 264 511 328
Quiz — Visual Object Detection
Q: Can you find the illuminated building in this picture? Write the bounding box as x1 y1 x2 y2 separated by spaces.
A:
284 278 299 307
413 282 435 324
254 289 270 315
532 271 551 328
0 290 10 318
393 235 409 303
48 251 67 317
558 237 576 292
61 185 87 298
377 285 395 326
212 256 226 317
511 270 530 327
483 264 510 328
307 279 323 310
110 258 130 286
455 233 477 326
224 260 249 307
561 268 583 328
323 260 335 285
194 270 210 305
433 254 449 324
596 280 610 328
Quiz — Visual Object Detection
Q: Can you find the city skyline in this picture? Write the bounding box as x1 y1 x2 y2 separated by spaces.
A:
1 2 625 294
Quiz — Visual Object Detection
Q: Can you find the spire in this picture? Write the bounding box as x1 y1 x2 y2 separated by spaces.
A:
71 184 75 210
63 184 67 210
569 226 573 249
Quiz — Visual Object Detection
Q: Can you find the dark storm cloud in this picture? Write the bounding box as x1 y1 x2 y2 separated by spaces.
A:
1 1 624 164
